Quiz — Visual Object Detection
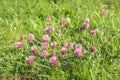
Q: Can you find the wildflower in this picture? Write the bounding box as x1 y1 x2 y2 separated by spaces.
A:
102 9 107 16
57 29 61 36
62 43 68 47
31 46 39 55
46 16 51 21
51 42 57 47
41 41 49 48
80 18 90 30
15 42 22 48
84 18 90 23
41 50 49 57
90 46 96 53
25 56 35 64
75 44 82 49
60 18 67 26
67 42 74 48
74 49 82 57
44 25 54 34
42 34 50 42
49 56 59 66
90 30 97 35
61 47 68 54
28 34 35 41
80 22 89 30
49 24 55 31
44 27 51 34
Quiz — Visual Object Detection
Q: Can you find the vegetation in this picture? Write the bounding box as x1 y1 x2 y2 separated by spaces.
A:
0 0 120 80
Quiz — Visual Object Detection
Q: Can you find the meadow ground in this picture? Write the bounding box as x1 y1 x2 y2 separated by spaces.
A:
0 0 120 80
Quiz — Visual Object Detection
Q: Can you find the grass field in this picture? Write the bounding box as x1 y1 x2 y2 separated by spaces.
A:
0 0 120 80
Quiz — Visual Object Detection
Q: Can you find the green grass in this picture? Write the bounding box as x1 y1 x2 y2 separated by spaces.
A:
0 0 120 80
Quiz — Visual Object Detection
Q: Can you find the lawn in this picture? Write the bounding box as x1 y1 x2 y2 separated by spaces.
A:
0 0 120 80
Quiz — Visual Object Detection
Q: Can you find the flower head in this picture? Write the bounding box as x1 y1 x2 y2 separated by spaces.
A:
49 56 59 66
49 24 55 31
74 49 82 57
46 16 51 21
90 30 97 35
80 22 89 30
25 56 35 64
44 25 54 34
15 42 22 48
67 42 74 48
31 46 39 55
28 34 35 41
51 42 57 47
80 17 90 30
41 50 49 57
84 18 90 23
61 47 68 54
102 9 107 16
42 34 50 42
60 18 67 26
62 43 68 47
57 29 61 36
44 27 51 34
75 44 82 49
90 46 96 53
41 41 49 48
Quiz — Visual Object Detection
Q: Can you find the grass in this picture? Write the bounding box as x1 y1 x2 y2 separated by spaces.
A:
0 0 120 80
